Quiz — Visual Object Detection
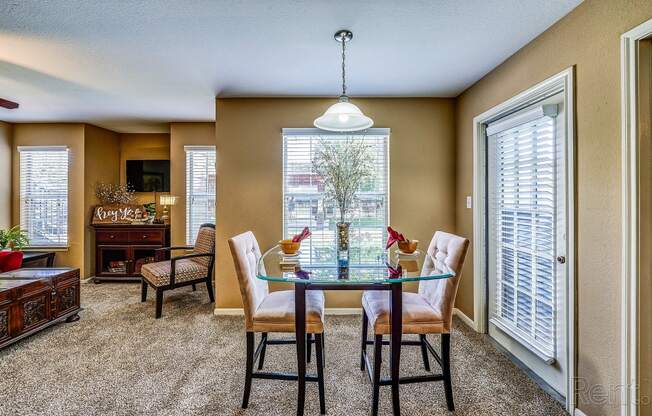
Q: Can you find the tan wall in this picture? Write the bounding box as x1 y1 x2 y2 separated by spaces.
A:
12 124 86 275
84 125 121 277
169 123 216 247
454 1 652 414
119 133 171 208
0 121 12 229
215 98 456 309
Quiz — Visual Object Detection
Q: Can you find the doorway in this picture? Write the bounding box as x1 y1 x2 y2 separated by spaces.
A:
472 67 576 412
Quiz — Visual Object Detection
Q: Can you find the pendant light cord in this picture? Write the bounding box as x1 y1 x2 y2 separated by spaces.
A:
341 36 347 97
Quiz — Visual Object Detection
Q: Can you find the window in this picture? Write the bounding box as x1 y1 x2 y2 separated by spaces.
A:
282 128 389 266
487 104 558 360
185 146 216 244
18 146 69 247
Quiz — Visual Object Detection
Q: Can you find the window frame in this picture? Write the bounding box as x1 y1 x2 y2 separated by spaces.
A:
18 145 70 249
184 145 216 245
281 128 390 267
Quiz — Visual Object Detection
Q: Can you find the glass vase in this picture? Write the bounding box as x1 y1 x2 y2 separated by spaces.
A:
336 222 350 271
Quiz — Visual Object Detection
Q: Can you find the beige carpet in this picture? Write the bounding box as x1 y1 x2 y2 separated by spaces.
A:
0 283 566 416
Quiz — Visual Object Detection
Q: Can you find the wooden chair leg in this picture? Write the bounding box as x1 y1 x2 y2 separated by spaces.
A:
441 333 454 411
192 283 197 291
257 333 268 370
155 288 163 319
141 279 148 302
242 332 254 408
360 310 369 370
206 276 215 303
315 333 326 415
371 334 383 416
419 334 431 371
307 333 313 363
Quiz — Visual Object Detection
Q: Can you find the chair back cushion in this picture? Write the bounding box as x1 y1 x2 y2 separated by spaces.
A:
228 231 269 331
192 225 215 267
418 231 469 332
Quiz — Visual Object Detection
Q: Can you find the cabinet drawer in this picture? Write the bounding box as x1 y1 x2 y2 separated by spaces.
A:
96 230 129 243
128 230 163 244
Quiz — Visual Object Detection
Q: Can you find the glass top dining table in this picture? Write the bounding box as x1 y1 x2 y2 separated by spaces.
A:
255 244 455 416
256 245 455 285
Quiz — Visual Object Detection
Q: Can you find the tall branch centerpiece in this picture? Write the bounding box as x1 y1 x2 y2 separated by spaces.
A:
312 138 373 266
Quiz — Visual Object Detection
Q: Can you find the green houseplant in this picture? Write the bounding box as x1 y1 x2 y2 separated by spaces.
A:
0 226 29 251
312 138 373 263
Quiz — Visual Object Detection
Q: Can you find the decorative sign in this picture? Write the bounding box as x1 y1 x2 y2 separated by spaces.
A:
92 204 147 225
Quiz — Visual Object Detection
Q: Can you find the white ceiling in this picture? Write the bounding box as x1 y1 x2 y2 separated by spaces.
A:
0 0 582 133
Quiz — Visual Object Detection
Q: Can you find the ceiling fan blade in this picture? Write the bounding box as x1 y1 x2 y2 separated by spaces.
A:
0 98 19 109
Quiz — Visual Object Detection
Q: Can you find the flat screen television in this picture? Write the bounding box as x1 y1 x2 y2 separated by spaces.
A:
126 160 170 192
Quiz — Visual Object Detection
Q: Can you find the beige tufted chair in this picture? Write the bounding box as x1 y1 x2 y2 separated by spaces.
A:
360 231 469 413
228 231 326 411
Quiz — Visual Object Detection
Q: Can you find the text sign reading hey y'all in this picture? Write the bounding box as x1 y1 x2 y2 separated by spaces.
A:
92 204 147 224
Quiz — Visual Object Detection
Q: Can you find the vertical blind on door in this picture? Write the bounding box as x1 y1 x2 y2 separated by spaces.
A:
185 146 216 245
18 146 69 247
487 105 558 361
282 128 389 266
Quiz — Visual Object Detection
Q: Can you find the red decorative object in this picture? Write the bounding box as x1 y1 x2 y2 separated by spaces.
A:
386 226 407 249
292 227 312 243
0 251 24 272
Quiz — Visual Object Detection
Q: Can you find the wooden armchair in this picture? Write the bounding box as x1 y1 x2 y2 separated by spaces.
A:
140 223 215 318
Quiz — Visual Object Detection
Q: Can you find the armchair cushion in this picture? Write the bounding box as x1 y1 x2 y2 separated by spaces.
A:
141 259 208 287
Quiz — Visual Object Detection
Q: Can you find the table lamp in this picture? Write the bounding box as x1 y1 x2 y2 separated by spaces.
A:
159 195 178 224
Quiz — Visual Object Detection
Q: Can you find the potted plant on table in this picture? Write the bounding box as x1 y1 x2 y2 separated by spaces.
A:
312 138 373 263
0 226 29 251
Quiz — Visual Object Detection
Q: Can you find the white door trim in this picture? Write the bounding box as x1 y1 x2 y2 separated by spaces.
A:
472 67 576 413
620 17 652 416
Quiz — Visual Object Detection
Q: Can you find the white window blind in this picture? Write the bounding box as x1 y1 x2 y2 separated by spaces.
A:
18 146 69 247
185 146 216 245
282 128 389 266
487 106 558 361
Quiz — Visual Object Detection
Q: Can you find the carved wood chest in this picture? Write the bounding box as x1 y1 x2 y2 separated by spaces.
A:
0 267 80 349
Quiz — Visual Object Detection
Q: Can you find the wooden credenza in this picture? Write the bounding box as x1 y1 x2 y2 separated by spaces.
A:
0 268 80 350
92 224 170 282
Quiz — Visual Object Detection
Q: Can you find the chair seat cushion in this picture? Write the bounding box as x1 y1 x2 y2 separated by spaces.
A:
362 291 445 335
141 259 208 287
253 290 325 334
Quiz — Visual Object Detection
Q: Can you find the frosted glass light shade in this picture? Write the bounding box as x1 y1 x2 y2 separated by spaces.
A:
314 100 373 132
159 195 178 206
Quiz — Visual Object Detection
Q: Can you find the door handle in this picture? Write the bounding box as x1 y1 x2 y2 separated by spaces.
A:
556 256 566 264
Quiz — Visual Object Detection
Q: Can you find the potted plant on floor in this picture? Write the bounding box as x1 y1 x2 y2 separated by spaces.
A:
312 138 373 265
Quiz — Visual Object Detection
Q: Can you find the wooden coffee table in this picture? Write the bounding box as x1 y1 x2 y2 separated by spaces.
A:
0 268 81 350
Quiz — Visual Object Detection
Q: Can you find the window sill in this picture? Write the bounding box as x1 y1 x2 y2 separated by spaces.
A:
23 247 70 252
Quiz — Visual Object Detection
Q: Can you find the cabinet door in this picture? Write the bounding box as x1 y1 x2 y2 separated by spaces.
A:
131 246 159 276
55 280 80 317
97 245 130 276
17 286 52 334
0 304 11 343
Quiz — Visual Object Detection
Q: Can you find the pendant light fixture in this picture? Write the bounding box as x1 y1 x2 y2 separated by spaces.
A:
314 30 373 132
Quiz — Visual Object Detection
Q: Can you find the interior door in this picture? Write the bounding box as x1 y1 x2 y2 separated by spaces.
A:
486 92 568 397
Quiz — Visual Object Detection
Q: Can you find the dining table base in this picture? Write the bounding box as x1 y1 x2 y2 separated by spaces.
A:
294 283 404 416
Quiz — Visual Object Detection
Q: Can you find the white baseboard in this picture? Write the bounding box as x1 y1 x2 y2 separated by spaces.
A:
214 308 244 316
574 408 588 416
214 307 362 316
453 308 478 331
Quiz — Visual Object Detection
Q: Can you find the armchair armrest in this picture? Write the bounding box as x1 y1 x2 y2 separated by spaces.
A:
155 246 194 261
155 246 194 252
